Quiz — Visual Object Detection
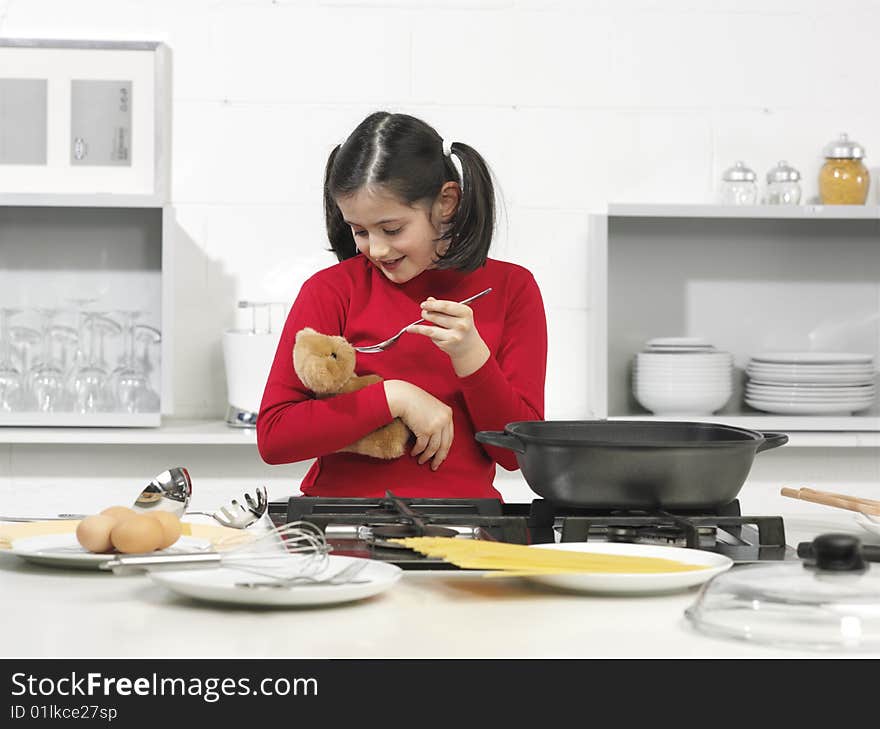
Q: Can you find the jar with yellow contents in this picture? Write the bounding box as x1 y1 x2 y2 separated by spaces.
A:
819 133 870 205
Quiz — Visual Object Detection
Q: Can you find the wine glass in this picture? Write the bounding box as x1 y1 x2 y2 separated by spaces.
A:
29 308 72 412
135 324 161 379
0 308 24 412
70 312 118 414
112 310 160 414
9 323 41 411
64 297 99 385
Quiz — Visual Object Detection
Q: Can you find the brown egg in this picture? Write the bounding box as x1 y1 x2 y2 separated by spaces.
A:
110 514 164 554
75 515 117 554
144 511 182 550
100 505 136 525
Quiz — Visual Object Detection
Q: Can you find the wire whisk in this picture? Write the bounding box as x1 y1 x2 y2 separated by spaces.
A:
100 520 332 579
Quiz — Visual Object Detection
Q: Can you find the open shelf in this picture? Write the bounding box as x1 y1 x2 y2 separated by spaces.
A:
0 193 166 208
608 203 880 220
588 204 880 446
0 418 257 445
608 415 880 447
0 416 872 448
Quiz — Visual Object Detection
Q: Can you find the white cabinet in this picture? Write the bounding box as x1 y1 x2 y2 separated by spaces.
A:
0 200 173 426
0 39 170 200
0 39 172 427
587 204 880 443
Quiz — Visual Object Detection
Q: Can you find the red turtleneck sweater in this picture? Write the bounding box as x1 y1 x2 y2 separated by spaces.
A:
257 254 547 499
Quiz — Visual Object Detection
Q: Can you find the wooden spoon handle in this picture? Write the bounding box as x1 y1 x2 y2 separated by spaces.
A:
780 487 880 516
799 487 880 509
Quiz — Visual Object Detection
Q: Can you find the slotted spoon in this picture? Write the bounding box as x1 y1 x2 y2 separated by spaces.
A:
353 287 492 353
187 486 269 529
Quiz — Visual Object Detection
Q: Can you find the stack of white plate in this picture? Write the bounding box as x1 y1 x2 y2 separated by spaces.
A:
745 352 876 415
642 337 716 354
634 338 733 415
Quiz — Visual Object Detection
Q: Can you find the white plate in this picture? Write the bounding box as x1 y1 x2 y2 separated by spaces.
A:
645 347 716 353
636 364 732 373
750 352 874 365
745 398 874 414
8 533 212 570
746 393 874 405
854 514 880 539
746 372 875 385
521 543 732 595
745 387 875 401
746 398 875 408
646 337 713 348
149 556 402 607
746 382 875 393
747 364 875 375
638 353 732 362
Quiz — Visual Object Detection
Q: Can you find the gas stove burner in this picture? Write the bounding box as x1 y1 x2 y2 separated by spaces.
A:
607 526 638 543
371 524 459 540
274 495 795 567
602 524 717 549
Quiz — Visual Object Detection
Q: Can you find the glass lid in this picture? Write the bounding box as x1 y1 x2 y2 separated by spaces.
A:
823 132 866 159
721 160 756 182
685 534 880 651
766 160 801 183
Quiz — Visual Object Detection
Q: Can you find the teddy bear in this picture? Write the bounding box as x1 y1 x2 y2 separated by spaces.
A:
293 327 412 459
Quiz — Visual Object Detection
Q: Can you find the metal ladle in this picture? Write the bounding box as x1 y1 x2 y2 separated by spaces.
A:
129 466 192 516
0 466 192 522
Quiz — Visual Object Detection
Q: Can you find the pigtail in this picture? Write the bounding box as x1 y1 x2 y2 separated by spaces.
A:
323 144 357 261
435 142 495 272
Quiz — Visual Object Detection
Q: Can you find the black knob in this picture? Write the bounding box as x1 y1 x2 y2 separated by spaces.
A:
811 533 866 572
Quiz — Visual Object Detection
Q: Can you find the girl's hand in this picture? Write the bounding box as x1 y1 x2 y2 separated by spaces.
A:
384 380 454 470
407 297 490 377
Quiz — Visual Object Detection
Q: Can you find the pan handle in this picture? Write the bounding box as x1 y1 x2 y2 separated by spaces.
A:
474 431 526 454
757 432 789 453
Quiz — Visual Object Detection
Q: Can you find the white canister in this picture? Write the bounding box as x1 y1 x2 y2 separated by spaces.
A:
222 329 280 427
719 161 758 205
765 160 802 205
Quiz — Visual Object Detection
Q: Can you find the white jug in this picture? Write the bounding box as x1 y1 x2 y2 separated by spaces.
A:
222 330 280 427
222 301 283 428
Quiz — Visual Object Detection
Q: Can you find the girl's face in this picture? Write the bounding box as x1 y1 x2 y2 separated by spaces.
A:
336 184 459 284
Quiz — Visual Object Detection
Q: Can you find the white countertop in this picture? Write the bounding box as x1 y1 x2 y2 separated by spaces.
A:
1 491 878 658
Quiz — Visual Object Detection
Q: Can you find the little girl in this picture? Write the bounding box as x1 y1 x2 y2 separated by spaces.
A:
257 111 547 500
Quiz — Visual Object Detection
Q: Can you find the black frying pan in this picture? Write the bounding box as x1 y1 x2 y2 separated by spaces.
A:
475 420 788 510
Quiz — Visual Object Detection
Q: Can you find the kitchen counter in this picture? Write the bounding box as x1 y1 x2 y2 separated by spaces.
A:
2 509 878 658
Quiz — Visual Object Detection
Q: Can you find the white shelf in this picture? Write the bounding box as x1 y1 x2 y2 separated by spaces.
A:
0 193 165 208
607 203 880 220
0 412 159 428
0 418 258 445
609 415 880 447
0 415 875 448
592 204 880 447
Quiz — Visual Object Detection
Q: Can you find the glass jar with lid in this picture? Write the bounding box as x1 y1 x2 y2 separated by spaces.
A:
719 161 758 205
819 133 870 205
765 160 802 205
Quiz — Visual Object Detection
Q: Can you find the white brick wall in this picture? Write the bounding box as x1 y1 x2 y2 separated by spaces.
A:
2 0 879 420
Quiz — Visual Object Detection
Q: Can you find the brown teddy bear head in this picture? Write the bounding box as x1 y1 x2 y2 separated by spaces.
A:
293 327 356 395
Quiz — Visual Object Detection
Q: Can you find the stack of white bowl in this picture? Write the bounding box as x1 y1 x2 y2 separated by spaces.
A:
745 352 876 414
633 338 733 415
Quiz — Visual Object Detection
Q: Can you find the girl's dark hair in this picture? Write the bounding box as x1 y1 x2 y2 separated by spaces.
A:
323 111 495 272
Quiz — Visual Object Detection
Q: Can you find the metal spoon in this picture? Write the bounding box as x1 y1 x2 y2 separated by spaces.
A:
0 466 192 522
353 287 493 353
186 486 268 529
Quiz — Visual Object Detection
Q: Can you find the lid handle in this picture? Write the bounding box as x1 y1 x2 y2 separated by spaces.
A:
804 533 867 572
